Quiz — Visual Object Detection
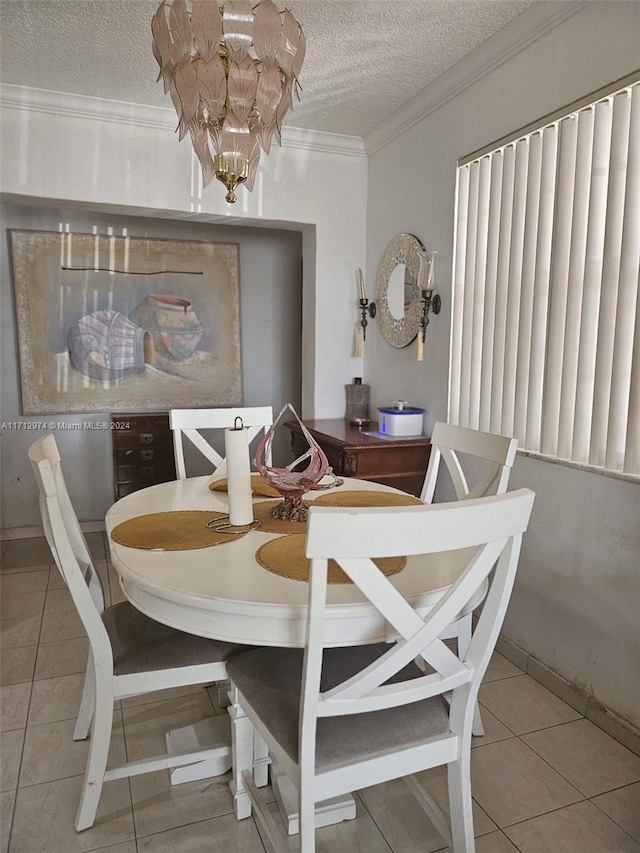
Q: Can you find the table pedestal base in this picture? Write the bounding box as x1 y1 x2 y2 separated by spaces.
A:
165 716 231 785
165 717 357 834
271 762 357 835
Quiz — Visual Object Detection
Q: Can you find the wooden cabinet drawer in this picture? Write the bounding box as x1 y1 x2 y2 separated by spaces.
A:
113 430 174 450
344 445 430 478
111 412 176 499
116 447 172 465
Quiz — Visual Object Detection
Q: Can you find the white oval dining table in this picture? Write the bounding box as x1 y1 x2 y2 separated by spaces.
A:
105 474 473 649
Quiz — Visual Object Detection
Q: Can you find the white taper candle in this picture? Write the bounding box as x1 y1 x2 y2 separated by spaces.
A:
354 325 363 357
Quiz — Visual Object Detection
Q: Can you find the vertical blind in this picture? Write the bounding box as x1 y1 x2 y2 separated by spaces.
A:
450 80 640 479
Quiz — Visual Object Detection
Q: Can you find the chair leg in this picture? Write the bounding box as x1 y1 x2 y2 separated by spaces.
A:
228 688 253 820
216 679 231 708
253 729 270 787
447 753 475 853
73 653 95 741
471 703 485 737
457 615 485 737
75 680 113 831
299 785 316 853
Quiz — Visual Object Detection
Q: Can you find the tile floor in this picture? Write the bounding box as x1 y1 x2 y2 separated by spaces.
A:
1 534 639 853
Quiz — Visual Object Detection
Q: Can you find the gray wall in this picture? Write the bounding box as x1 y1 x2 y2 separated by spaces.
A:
1 201 302 529
365 1 640 726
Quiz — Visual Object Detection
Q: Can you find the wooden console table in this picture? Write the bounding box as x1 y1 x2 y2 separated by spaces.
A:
285 419 431 497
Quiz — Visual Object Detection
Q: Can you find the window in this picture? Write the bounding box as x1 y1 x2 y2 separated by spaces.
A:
449 76 639 480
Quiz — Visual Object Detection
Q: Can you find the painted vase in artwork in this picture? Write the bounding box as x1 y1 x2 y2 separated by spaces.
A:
130 295 204 361
67 309 154 381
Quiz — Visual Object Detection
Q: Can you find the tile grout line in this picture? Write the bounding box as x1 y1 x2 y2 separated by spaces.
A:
356 791 413 853
500 795 640 848
2 567 49 853
482 724 640 845
588 785 640 846
495 635 640 756
520 722 640 800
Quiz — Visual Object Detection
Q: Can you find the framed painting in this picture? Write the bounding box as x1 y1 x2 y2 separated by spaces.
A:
9 230 243 414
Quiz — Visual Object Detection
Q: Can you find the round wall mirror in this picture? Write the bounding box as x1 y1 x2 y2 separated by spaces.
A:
375 233 426 347
387 263 408 319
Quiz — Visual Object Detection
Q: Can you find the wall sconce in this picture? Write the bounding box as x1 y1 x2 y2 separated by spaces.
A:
355 268 376 356
417 251 441 361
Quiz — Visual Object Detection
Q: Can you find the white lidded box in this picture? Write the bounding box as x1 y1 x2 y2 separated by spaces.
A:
378 404 425 436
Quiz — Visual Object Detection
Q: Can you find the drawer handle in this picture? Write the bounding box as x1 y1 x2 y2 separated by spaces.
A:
140 433 154 444
141 466 155 477
141 450 155 461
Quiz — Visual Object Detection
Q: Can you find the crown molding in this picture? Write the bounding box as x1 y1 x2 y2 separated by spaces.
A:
0 2 584 162
364 0 586 156
0 84 172 129
281 125 365 157
0 84 365 158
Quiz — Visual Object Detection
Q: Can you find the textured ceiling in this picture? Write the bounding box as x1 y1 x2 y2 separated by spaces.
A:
0 0 535 137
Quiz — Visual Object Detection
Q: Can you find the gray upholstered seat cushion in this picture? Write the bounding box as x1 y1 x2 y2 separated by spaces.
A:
103 601 249 675
226 644 450 772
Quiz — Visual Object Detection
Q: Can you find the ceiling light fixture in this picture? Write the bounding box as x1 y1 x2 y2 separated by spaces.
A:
152 0 305 203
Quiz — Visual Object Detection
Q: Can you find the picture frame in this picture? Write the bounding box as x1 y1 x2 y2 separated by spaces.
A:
9 230 243 414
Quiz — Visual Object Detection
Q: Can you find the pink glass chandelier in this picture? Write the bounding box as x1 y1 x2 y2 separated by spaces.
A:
152 0 305 203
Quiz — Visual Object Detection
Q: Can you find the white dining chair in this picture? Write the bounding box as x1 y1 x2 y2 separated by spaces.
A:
28 434 253 832
169 406 273 479
421 421 519 735
420 422 518 505
227 489 534 853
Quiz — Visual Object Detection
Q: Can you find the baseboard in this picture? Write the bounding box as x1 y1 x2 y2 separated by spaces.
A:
0 521 105 541
495 634 640 757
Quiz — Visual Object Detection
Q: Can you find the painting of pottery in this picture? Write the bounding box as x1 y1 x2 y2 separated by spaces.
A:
130 295 204 361
9 230 242 414
67 310 155 381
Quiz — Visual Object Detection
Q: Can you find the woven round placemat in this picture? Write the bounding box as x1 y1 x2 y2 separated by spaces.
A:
312 490 423 508
111 511 248 550
209 474 280 498
256 534 406 584
252 501 308 534
249 491 423 534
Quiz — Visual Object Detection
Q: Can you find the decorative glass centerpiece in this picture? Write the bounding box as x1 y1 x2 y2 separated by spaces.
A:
255 403 342 522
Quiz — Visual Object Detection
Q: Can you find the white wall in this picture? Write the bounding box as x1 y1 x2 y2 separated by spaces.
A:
365 1 640 726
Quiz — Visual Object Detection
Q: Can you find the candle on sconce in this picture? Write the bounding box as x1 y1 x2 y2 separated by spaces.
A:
354 325 363 358
417 251 438 362
356 267 376 344
358 268 366 302
425 251 437 292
